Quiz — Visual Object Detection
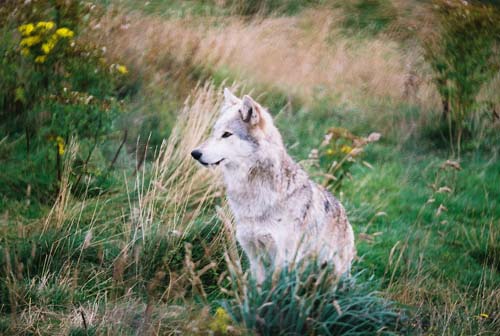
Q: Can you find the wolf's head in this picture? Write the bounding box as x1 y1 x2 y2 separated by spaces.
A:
191 88 283 170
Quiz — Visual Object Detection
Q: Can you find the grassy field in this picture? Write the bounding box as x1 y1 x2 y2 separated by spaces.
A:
1 0 499 335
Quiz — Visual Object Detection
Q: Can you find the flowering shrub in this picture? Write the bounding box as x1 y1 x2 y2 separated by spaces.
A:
0 1 131 199
18 21 123 181
18 21 75 64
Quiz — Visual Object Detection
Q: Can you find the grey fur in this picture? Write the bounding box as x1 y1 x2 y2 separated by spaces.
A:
192 88 356 283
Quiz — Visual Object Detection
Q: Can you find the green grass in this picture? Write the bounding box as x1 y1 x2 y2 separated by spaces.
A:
2 60 498 336
264 89 499 333
348 149 499 269
1 0 499 334
336 0 398 36
114 0 227 18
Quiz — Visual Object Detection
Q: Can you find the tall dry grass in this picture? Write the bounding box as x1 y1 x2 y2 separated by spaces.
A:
129 82 224 240
5 83 229 334
90 6 440 110
197 8 433 106
88 1 500 143
87 10 204 98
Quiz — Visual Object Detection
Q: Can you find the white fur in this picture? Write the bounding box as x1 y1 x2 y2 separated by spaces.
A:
193 88 355 283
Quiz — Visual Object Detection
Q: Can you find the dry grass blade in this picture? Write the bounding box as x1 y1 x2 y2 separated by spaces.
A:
42 139 79 232
129 82 226 247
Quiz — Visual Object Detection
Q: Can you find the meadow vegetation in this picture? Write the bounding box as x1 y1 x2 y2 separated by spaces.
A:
1 0 499 335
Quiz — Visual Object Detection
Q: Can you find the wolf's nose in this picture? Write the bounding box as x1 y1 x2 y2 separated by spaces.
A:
191 149 202 160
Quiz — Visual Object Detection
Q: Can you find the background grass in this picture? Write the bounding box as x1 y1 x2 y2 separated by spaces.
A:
1 0 499 335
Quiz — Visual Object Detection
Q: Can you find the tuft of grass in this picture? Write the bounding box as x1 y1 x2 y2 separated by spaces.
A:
222 259 408 335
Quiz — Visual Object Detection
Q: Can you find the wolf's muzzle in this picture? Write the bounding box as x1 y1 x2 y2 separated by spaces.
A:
191 149 202 161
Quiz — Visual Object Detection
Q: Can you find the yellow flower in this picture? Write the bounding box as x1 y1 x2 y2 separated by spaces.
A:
20 36 41 47
56 136 65 155
41 39 57 54
209 307 231 333
341 145 352 154
35 55 47 63
18 23 35 36
55 27 74 38
21 48 30 57
36 21 55 31
479 313 489 319
41 43 51 54
58 143 65 155
49 34 59 44
116 64 128 74
326 148 335 155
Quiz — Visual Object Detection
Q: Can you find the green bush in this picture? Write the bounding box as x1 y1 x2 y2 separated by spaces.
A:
422 0 500 154
0 1 130 200
222 261 408 335
12 19 124 143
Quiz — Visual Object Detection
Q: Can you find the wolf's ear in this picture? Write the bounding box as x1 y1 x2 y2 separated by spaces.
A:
224 88 239 106
240 95 261 127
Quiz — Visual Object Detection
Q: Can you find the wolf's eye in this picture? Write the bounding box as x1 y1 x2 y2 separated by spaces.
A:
222 131 233 138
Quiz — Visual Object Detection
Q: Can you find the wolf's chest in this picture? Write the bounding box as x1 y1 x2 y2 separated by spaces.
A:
232 202 301 246
226 185 280 218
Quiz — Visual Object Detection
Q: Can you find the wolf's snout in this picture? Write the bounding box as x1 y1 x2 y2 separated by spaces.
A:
191 149 202 161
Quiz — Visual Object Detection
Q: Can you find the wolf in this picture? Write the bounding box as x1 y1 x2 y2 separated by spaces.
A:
191 88 355 283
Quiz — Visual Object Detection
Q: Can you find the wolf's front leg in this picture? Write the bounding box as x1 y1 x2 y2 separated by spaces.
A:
249 256 266 285
254 234 278 284
240 234 277 285
239 243 265 284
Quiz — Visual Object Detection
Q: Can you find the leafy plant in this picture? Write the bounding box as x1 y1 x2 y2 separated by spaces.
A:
422 0 500 155
0 1 130 197
313 127 380 191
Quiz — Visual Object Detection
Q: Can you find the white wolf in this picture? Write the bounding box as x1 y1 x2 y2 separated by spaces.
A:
192 88 355 283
